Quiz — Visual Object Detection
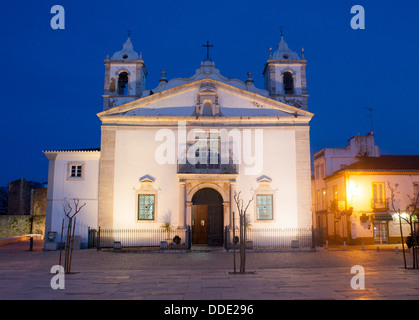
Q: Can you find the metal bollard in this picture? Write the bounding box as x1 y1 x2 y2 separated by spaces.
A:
377 246 379 252
344 241 346 250
29 237 33 251
362 243 365 251
396 246 399 253
325 240 328 250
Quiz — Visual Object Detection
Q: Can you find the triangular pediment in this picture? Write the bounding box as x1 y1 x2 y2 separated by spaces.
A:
98 78 313 121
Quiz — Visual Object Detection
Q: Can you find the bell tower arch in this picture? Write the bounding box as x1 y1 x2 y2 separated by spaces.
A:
103 35 147 111
263 34 308 110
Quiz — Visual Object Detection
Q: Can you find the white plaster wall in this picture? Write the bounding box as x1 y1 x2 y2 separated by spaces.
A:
113 129 179 229
112 125 305 230
235 128 299 228
45 152 100 247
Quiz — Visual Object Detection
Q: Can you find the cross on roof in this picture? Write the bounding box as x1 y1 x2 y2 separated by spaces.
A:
202 40 214 60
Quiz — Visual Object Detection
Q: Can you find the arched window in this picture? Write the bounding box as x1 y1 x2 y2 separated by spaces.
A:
117 71 129 95
283 71 294 94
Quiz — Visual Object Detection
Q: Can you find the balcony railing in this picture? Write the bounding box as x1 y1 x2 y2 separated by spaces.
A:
371 199 388 211
177 162 238 174
330 200 338 212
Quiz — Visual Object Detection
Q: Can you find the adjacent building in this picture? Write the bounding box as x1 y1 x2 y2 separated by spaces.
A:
312 133 419 244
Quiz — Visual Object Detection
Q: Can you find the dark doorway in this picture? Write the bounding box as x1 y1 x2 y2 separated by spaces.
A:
192 188 224 246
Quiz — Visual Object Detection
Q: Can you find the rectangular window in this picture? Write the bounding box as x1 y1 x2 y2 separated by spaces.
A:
256 195 273 220
70 165 82 178
316 190 321 211
331 185 338 211
138 194 155 220
413 183 419 207
320 163 325 178
67 162 85 180
194 132 220 169
372 182 386 209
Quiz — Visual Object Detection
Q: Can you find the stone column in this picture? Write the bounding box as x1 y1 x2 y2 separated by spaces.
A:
186 202 193 228
223 202 230 245
98 127 116 229
178 181 186 229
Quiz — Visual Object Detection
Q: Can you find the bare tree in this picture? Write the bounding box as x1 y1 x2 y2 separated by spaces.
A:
233 191 254 274
60 199 86 274
388 182 419 269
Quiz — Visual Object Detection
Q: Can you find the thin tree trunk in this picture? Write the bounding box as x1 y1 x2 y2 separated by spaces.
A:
243 214 247 274
240 214 244 273
233 211 236 274
399 213 407 269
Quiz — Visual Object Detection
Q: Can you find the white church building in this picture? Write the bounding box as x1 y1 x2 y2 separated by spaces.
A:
43 34 314 249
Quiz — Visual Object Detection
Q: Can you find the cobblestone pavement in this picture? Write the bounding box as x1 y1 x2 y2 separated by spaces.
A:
1 240 419 300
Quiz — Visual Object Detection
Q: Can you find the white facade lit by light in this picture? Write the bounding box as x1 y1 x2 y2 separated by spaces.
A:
44 35 313 248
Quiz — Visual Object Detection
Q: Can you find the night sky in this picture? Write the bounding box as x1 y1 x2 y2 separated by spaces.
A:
1 0 418 186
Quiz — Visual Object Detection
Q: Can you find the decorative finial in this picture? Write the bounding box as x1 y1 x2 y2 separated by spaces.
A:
280 26 284 39
160 69 168 84
302 48 305 59
127 30 132 38
246 70 254 84
269 47 272 59
106 51 109 59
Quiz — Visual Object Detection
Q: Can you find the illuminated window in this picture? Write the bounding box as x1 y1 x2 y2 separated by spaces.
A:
138 194 155 220
331 185 338 211
372 182 386 209
257 195 273 220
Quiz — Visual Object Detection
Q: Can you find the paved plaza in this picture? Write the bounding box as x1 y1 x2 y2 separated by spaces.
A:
1 240 419 301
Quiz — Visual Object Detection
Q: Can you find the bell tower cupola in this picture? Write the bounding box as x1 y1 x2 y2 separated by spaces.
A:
263 33 308 110
102 34 147 111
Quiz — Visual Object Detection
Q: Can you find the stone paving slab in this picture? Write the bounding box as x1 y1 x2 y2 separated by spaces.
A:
1 240 419 301
1 266 419 300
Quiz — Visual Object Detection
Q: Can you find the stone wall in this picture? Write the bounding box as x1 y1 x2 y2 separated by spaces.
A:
0 215 46 239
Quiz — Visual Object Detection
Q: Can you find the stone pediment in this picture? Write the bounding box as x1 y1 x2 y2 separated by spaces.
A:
97 78 313 122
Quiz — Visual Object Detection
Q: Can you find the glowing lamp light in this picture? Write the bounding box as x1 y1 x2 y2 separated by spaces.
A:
347 183 360 203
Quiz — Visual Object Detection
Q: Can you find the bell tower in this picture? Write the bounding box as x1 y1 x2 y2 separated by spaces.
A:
102 35 147 111
263 34 308 110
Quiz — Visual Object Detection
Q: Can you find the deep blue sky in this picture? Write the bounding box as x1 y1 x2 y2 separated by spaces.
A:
1 0 418 186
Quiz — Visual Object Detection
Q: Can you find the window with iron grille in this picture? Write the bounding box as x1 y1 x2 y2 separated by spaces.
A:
138 194 155 220
257 194 273 220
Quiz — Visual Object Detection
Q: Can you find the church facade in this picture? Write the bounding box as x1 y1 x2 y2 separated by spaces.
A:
44 35 314 248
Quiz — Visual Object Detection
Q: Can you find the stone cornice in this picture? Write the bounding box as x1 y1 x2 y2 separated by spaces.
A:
97 78 314 122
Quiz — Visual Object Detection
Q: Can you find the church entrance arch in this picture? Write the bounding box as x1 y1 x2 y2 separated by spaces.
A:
191 188 224 246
